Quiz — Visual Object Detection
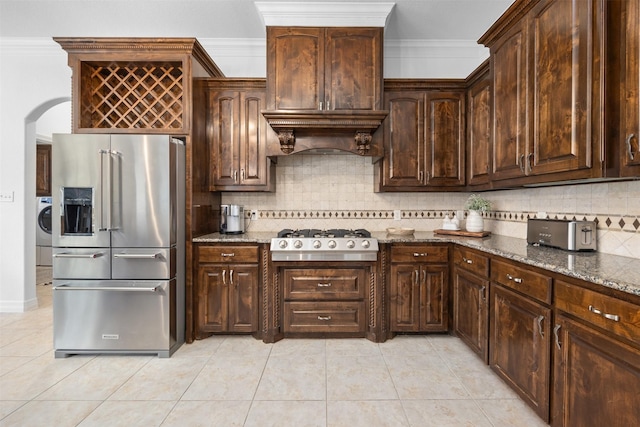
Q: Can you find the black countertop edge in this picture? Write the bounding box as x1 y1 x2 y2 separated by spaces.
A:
193 231 640 297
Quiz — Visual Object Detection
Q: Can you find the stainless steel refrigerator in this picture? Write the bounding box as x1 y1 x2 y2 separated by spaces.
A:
51 134 185 358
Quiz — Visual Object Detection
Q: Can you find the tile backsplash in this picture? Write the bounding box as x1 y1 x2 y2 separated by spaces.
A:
222 153 640 259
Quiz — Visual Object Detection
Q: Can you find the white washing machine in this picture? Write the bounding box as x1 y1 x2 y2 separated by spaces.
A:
36 196 52 266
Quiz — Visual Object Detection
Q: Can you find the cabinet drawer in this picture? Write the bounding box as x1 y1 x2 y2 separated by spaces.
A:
283 268 365 300
491 258 552 304
555 280 640 344
283 301 365 334
198 245 259 263
391 245 448 263
454 246 489 277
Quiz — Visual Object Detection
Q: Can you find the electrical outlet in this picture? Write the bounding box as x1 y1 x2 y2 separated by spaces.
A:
393 209 401 220
250 210 258 220
0 191 14 202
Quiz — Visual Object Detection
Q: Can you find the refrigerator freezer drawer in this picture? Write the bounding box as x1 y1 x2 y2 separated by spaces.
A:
53 248 110 279
112 247 176 280
53 279 176 358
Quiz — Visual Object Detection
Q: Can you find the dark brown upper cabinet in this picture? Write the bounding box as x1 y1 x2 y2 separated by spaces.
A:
480 0 605 187
465 61 492 188
377 80 465 191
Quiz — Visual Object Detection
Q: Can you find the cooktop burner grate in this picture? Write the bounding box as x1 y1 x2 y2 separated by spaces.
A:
277 228 372 238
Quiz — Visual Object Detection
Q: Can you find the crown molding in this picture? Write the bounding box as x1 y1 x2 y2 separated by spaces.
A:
254 1 395 27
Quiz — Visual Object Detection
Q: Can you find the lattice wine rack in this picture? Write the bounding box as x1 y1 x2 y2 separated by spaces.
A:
79 61 184 130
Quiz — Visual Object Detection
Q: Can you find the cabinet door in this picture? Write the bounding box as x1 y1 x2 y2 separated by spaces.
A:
621 0 640 176
228 265 259 333
425 91 465 187
491 20 529 181
36 144 52 196
266 27 324 111
209 90 239 187
453 268 489 362
418 264 449 331
467 75 491 187
490 284 552 422
324 27 383 111
551 315 640 427
198 266 229 333
390 264 420 331
528 0 598 176
382 91 425 188
239 90 270 187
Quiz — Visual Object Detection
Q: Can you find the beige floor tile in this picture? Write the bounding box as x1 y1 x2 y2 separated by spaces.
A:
0 328 52 357
386 359 470 400
36 355 151 401
181 355 267 400
327 400 409 427
325 339 381 357
0 400 100 427
269 338 326 357
0 352 92 400
327 356 398 401
254 354 326 400
173 336 226 359
402 399 493 426
109 356 208 401
0 356 34 376
213 336 273 358
378 335 434 357
77 400 175 427
245 400 326 427
477 398 549 427
161 400 251 427
0 401 27 420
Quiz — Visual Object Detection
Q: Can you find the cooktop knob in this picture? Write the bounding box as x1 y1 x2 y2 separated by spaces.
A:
294 240 303 249
278 240 288 249
346 240 355 249
313 240 322 249
361 240 371 249
328 239 337 249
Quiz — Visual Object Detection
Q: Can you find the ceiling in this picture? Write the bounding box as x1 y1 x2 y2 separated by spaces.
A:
0 0 514 42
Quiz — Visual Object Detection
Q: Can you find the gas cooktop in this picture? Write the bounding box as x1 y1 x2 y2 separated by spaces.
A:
270 228 378 261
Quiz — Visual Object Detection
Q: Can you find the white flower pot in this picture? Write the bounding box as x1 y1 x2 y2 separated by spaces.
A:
466 210 484 232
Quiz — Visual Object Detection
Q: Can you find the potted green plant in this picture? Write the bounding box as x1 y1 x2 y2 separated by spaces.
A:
464 194 491 232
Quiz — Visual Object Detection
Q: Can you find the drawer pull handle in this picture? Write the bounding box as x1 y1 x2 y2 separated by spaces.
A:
317 283 332 287
588 305 620 322
536 315 544 338
506 274 523 284
221 253 235 257
553 324 562 349
463 257 473 264
317 315 332 321
413 253 428 257
222 269 226 286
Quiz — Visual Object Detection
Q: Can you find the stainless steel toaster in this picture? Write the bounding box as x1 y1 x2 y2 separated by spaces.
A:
527 218 597 251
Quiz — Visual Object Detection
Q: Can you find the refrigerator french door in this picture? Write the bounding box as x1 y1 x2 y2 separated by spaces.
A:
51 134 185 358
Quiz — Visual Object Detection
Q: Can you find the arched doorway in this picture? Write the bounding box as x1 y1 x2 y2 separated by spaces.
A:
25 97 71 306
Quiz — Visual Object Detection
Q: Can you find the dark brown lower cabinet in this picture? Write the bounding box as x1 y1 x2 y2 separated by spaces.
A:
196 245 260 336
551 314 640 427
490 284 552 422
453 268 489 362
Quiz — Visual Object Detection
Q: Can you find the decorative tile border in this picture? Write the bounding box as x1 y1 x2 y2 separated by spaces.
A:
249 209 640 233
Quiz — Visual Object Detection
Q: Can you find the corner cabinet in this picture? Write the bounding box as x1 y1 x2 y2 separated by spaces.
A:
489 257 553 422
389 244 449 332
480 0 604 186
551 278 640 427
195 244 260 337
377 81 465 191
266 27 383 112
205 79 275 191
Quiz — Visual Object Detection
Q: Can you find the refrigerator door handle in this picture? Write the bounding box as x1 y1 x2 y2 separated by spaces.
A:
98 148 110 231
107 150 122 232
113 253 161 259
53 252 105 259
53 284 160 292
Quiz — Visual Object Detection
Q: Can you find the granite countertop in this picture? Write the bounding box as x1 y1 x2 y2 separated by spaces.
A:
194 231 640 297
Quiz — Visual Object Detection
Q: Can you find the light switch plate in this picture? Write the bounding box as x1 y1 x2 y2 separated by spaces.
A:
250 210 258 220
393 210 401 220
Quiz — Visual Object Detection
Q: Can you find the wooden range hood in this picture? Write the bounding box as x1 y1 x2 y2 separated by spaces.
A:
263 109 388 156
257 2 394 157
